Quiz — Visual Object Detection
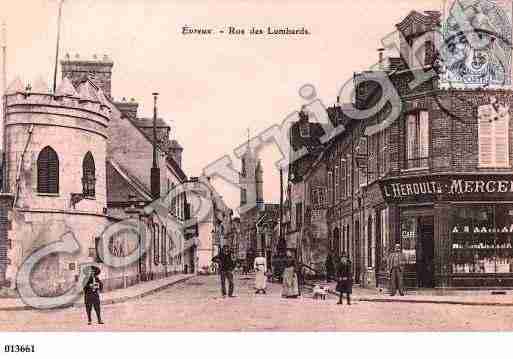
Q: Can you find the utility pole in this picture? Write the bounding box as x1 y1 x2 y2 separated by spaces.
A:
2 21 6 95
151 93 161 199
52 0 65 93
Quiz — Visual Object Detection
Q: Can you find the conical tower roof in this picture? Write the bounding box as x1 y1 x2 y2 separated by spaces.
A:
76 80 99 102
56 77 79 97
6 76 24 94
32 76 50 93
96 88 110 107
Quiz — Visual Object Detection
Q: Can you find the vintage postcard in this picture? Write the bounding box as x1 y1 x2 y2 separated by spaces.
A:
1 0 513 354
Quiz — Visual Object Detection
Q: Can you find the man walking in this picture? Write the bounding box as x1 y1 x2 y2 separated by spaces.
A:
83 266 104 325
212 245 236 297
388 243 406 296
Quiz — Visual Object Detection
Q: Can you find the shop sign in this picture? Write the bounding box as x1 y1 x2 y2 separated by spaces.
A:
380 174 513 203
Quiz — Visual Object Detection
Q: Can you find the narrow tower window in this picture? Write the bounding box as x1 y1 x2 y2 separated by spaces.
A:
37 146 59 194
82 151 96 197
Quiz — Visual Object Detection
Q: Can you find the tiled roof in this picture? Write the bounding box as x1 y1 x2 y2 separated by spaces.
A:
134 117 169 128
289 119 325 152
106 159 153 204
76 80 100 102
56 77 79 97
6 76 24 93
123 117 187 181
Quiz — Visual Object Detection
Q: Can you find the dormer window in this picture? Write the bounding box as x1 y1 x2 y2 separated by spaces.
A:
299 123 310 138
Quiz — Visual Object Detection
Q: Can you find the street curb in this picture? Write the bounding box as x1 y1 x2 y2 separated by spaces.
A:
355 297 513 306
305 283 513 307
0 275 195 312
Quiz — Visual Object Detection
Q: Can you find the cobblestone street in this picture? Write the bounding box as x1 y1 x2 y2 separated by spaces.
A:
2 275 513 331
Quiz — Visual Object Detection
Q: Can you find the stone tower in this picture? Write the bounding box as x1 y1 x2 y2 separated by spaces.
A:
255 160 264 211
0 77 111 290
61 54 114 99
239 145 257 208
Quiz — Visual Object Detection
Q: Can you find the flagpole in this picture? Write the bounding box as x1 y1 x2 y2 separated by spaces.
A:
52 0 65 93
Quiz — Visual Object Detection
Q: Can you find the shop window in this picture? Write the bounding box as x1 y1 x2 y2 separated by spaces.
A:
451 205 513 274
37 146 59 194
380 208 389 271
478 100 509 168
367 216 374 268
82 151 96 197
401 218 417 265
405 111 429 169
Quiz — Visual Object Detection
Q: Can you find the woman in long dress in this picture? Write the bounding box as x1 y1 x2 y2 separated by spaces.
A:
254 254 267 294
281 254 299 298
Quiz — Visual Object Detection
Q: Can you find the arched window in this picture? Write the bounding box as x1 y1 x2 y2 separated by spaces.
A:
37 146 59 194
82 152 96 197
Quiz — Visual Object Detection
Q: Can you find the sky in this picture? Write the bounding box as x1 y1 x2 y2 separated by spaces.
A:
2 0 444 212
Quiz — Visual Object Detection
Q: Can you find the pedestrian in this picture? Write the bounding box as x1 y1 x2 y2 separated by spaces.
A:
83 266 104 325
254 252 267 294
325 253 334 283
212 245 236 297
281 252 299 298
388 243 406 296
336 252 352 305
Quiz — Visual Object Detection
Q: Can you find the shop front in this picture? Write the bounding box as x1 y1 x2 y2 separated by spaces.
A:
380 173 513 288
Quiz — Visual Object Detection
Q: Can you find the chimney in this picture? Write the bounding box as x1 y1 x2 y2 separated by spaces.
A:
168 140 183 168
151 93 161 199
61 54 114 99
378 48 385 70
114 97 139 119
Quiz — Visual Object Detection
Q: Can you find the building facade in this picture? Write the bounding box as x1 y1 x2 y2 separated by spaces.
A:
293 8 513 289
0 54 191 294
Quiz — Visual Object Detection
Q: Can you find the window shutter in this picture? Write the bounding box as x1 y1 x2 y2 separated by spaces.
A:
479 105 496 167
419 111 429 159
406 114 417 163
495 108 509 167
37 146 59 193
